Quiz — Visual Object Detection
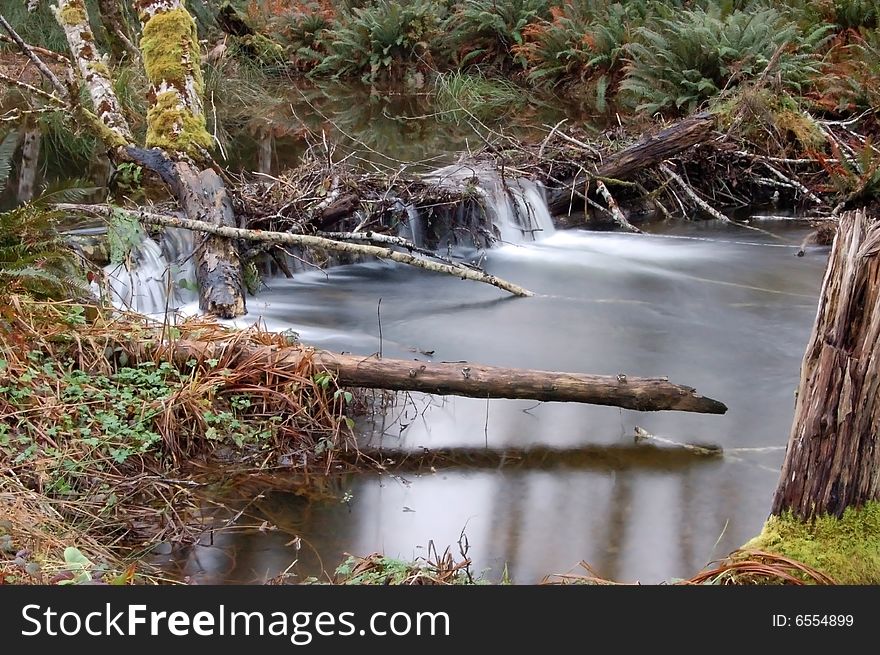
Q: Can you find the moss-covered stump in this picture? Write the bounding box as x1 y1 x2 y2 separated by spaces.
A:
741 504 880 585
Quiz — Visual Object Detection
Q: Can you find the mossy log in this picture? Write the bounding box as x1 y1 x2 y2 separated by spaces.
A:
163 340 728 414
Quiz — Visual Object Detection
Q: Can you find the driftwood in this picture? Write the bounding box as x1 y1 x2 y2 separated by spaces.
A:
165 340 728 414
57 203 535 296
546 112 715 215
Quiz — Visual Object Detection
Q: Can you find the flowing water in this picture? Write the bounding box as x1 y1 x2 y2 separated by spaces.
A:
42 84 829 584
147 205 827 584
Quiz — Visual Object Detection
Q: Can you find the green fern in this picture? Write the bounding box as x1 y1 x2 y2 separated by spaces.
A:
312 0 447 82
0 130 21 195
447 0 551 69
0 201 87 300
518 1 659 88
620 6 834 115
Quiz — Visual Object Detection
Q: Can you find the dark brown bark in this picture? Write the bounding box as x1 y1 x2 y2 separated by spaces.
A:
772 209 880 519
546 112 715 215
216 2 255 37
166 340 728 414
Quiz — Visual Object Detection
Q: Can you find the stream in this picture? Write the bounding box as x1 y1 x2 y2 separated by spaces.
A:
33 83 830 584
155 218 827 584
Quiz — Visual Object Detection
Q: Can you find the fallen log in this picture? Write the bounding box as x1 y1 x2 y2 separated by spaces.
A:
56 204 534 297
166 340 728 414
546 112 715 215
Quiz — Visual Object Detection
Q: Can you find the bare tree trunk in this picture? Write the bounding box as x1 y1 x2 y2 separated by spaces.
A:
771 209 880 520
16 118 40 202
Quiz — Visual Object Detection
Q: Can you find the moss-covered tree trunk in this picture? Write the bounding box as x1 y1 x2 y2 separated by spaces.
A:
748 209 880 583
54 0 246 317
134 0 245 318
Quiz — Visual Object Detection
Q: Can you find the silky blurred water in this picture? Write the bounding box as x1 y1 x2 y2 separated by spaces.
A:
160 219 828 584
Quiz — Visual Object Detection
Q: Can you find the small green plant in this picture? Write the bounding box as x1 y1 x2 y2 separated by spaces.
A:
106 206 145 265
113 163 143 192
333 552 477 585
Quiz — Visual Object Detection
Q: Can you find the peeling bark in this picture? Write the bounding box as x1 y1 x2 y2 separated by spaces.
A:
772 209 880 520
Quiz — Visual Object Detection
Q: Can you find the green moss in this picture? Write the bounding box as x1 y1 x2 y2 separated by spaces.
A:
234 33 286 66
145 90 212 156
744 503 880 584
87 60 111 78
140 7 204 95
58 1 87 26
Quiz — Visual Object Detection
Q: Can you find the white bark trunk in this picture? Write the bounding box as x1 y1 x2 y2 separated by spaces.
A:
54 0 134 143
16 121 40 202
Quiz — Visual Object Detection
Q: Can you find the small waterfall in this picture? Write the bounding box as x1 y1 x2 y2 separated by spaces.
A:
102 227 196 316
423 163 555 245
404 203 424 246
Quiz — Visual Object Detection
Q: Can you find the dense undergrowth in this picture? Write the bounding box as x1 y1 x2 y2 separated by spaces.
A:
5 0 880 118
0 291 358 584
227 0 880 118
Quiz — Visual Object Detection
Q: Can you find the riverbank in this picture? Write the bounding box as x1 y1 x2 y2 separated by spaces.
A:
0 295 359 584
0 0 875 586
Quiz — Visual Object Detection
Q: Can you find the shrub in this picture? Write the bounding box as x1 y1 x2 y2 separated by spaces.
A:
515 1 656 89
312 0 447 83
446 0 550 69
269 2 335 70
620 7 833 115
